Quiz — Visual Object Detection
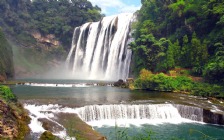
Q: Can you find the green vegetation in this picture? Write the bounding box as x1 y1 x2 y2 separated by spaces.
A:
131 69 224 98
0 0 103 50
131 0 224 84
39 131 58 140
0 85 17 102
0 28 14 80
130 0 224 98
0 85 30 139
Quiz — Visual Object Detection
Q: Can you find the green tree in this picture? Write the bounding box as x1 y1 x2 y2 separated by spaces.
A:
204 43 224 83
180 35 191 68
191 32 201 66
166 43 175 70
173 39 181 66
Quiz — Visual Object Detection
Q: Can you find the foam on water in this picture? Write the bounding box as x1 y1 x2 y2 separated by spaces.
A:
24 82 91 88
24 104 204 131
24 104 76 140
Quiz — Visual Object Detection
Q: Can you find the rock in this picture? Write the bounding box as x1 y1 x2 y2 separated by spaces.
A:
32 31 60 47
113 79 126 88
39 131 58 140
0 75 6 82
38 118 64 133
203 109 224 125
0 98 30 139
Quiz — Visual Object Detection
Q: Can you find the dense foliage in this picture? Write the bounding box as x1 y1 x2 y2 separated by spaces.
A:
131 0 224 84
0 28 14 80
0 85 17 102
133 69 194 92
0 0 103 49
132 69 224 98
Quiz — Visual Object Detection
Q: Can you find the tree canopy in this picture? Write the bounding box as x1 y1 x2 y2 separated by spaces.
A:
131 0 224 83
0 0 103 49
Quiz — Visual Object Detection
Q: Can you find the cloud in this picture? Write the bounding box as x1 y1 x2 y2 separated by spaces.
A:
89 0 141 15
119 5 141 13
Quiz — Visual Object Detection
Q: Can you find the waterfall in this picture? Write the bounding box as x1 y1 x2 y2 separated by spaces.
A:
75 104 183 122
75 104 224 125
66 13 134 80
174 104 203 122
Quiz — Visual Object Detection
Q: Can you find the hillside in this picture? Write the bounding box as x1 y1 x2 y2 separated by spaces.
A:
0 28 14 81
0 0 103 78
131 0 224 84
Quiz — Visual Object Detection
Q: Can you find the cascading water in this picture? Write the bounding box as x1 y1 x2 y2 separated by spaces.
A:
174 104 203 122
75 104 206 124
66 13 134 80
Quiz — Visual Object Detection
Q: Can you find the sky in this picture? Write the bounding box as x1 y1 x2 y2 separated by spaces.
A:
89 0 142 16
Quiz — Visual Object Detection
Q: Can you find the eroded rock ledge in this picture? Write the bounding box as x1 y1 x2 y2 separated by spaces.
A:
0 99 30 139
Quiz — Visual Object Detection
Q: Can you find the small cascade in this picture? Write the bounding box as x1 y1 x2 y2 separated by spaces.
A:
24 103 224 137
24 104 76 140
174 104 203 122
75 104 182 122
66 13 134 80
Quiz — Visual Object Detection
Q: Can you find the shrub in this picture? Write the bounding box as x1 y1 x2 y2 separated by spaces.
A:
0 85 17 102
175 76 194 92
133 69 194 92
191 83 224 97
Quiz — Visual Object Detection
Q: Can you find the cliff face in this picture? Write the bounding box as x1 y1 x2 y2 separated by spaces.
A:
32 31 60 47
0 28 14 81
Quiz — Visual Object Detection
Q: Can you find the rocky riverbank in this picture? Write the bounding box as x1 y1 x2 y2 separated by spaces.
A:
0 101 29 139
0 87 30 139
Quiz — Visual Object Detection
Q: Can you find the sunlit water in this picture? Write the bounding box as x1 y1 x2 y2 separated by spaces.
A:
11 79 224 139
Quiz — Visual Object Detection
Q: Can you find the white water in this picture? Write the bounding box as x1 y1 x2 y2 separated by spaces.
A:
75 104 201 127
24 82 91 87
24 103 203 134
24 104 76 140
66 13 134 81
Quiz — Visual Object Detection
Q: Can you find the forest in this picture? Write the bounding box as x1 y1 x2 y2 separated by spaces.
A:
130 0 224 97
0 0 103 49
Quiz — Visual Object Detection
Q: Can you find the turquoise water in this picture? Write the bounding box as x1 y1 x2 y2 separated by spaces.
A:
95 123 224 140
11 79 224 139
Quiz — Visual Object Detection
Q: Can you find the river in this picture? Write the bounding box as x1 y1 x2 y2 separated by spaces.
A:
11 79 224 140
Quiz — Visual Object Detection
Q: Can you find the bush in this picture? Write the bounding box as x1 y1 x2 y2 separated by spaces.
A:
133 69 194 92
175 76 194 92
133 69 224 98
203 62 224 83
134 70 178 91
192 83 224 97
0 85 17 102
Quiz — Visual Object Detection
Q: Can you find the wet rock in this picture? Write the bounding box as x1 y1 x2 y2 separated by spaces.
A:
39 131 58 140
38 118 64 133
113 79 127 88
203 109 224 125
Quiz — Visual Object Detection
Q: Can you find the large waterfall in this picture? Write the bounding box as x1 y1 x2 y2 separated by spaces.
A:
66 13 134 80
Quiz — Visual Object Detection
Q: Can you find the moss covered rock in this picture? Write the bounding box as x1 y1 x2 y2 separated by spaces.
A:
39 131 58 140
